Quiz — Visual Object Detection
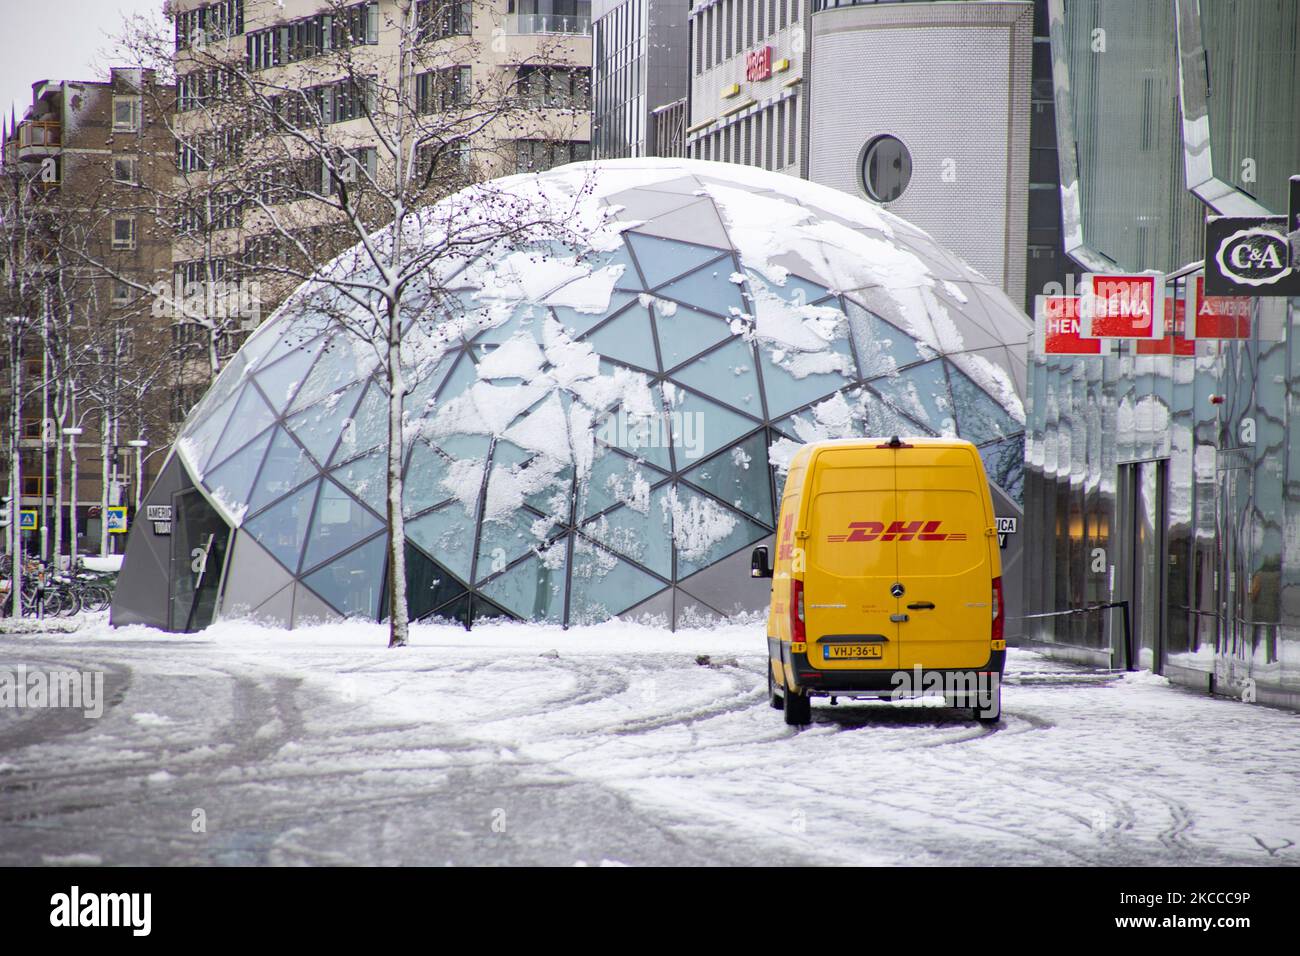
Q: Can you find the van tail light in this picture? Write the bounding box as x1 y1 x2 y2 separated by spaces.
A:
991 576 1004 643
790 578 806 643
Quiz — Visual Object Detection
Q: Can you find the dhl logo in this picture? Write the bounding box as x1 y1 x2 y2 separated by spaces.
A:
827 520 966 543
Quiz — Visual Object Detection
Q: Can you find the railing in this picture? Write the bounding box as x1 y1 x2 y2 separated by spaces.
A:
1019 600 1134 671
504 14 592 35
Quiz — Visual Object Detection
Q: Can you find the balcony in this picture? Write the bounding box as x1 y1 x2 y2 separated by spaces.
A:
504 14 591 35
15 120 61 161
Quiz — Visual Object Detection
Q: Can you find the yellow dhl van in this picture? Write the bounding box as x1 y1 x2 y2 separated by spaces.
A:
751 436 1005 726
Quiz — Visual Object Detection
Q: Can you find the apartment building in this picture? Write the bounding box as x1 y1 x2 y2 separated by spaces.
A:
167 0 593 396
1 68 177 559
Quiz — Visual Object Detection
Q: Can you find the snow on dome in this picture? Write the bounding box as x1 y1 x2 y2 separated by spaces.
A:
150 158 1032 629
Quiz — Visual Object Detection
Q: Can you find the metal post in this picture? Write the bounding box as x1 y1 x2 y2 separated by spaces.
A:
1120 599 1133 671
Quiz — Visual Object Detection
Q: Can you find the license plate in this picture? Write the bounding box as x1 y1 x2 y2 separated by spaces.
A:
823 644 883 660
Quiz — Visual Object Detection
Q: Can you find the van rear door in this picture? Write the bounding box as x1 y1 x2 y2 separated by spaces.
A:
893 444 994 670
804 448 900 671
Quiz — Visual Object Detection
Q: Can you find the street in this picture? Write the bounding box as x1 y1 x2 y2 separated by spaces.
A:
1 617 1297 866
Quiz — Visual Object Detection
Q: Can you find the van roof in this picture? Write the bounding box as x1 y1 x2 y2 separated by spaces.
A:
801 436 978 452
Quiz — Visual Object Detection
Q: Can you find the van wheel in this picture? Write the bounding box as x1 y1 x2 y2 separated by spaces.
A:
783 683 812 726
767 666 784 709
974 685 1003 724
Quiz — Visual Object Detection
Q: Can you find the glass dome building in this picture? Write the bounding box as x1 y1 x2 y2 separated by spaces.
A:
112 159 1032 633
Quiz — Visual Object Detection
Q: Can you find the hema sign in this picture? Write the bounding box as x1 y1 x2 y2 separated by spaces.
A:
1034 295 1110 356
1079 273 1165 340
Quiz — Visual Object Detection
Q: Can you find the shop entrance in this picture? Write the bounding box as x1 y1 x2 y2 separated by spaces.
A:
1117 460 1168 673
169 488 231 632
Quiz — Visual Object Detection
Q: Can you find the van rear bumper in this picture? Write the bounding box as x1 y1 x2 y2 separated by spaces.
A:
769 637 1005 696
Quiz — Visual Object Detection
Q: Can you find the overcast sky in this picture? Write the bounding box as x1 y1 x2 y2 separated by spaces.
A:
2 0 166 122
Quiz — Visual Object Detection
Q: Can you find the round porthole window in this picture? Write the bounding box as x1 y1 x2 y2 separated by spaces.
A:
860 135 912 203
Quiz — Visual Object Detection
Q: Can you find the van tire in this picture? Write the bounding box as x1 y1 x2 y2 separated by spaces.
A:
783 684 812 726
974 686 1003 724
768 665 784 709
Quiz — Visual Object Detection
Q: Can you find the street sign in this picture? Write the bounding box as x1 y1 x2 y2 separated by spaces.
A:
1188 275 1251 339
19 510 38 531
106 506 129 534
1035 295 1109 356
1204 216 1299 296
1080 273 1165 339
1136 297 1196 356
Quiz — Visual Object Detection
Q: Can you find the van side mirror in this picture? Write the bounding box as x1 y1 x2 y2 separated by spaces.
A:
751 546 773 579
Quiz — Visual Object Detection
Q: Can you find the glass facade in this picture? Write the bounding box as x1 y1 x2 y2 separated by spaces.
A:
1028 0 1300 709
115 159 1031 631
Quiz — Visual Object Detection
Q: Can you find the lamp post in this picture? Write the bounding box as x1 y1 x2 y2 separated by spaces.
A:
127 439 149 512
63 426 83 571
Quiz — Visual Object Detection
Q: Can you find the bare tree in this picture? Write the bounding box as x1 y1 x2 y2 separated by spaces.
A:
141 0 596 646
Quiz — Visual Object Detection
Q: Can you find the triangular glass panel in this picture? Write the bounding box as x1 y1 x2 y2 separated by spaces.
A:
626 232 728 289
330 380 386 466
663 385 759 465
203 426 274 522
580 482 672 578
552 292 641 339
180 386 240 475
569 538 667 624
654 303 734 370
979 434 1025 506
405 504 478 584
253 338 324 412
287 337 375 414
397 541 466 623
583 305 658 371
655 262 745 318
329 447 387 516
946 362 1022 446
285 381 364 466
680 431 774 525
475 507 547 584
206 385 277 472
868 360 955 435
479 543 567 623
758 341 855 418
667 483 772 578
403 439 457 516
670 337 762 417
302 533 386 620
845 300 930 377
247 427 320 514
301 478 383 573
243 477 320 573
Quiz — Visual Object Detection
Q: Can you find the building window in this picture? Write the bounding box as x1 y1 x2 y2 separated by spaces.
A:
515 139 591 173
111 217 136 250
416 0 472 41
112 279 132 303
417 66 471 113
112 96 140 132
112 156 137 185
860 134 912 203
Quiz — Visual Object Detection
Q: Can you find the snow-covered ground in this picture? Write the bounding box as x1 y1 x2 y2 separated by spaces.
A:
1 615 1298 866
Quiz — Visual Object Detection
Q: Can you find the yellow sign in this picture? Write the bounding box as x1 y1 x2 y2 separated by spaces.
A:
721 83 740 99
774 58 791 73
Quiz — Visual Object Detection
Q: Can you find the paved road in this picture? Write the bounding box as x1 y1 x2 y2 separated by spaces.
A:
1 627 1297 866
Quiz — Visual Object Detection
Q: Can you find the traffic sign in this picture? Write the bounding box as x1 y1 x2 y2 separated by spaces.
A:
106 506 129 534
1080 273 1165 339
19 509 38 531
1035 295 1109 356
1187 275 1251 339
